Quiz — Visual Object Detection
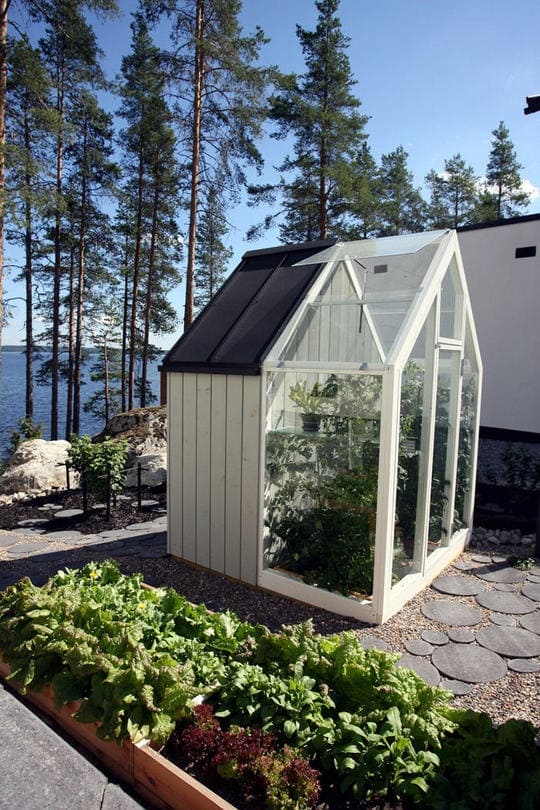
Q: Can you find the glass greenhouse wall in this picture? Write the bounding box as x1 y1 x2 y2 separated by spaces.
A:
259 231 482 622
163 229 482 624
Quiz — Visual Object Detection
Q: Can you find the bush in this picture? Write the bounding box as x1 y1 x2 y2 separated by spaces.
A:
69 434 128 500
8 417 43 455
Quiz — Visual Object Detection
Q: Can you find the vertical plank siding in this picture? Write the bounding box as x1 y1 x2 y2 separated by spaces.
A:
167 372 261 585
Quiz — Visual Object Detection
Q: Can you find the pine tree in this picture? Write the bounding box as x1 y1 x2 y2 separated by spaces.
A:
194 185 232 313
425 154 478 229
253 0 367 242
346 142 381 238
117 12 181 409
37 0 116 439
476 121 530 220
147 0 269 330
377 146 426 236
5 36 54 420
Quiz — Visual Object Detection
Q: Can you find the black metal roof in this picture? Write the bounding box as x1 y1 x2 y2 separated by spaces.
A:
161 239 336 375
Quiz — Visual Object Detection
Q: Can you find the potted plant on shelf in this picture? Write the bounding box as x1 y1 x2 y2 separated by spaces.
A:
288 380 327 432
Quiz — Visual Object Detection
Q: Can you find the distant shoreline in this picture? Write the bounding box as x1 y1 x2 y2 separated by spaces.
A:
1 346 165 353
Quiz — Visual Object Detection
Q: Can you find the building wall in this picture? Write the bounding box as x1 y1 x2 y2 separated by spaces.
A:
167 372 261 584
458 218 540 434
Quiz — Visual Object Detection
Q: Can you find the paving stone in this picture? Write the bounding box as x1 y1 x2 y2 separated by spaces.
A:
519 612 540 635
396 653 440 686
472 554 492 563
0 533 19 547
42 530 83 541
475 590 537 615
476 625 540 658
489 612 516 626
452 559 476 571
448 628 475 643
54 508 85 519
527 574 540 584
17 518 50 527
404 638 435 656
421 629 449 645
507 658 540 673
494 582 518 592
475 565 526 584
124 521 160 532
440 678 474 695
361 636 389 651
432 575 485 596
421 599 482 626
522 582 540 602
131 499 160 509
491 555 509 563
431 642 507 683
8 541 48 556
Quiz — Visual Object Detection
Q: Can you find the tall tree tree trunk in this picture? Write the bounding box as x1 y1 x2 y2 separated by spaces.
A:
23 102 34 419
65 233 75 439
141 157 160 407
184 0 205 332
128 134 145 410
0 0 9 348
73 125 88 435
121 249 129 413
51 73 65 440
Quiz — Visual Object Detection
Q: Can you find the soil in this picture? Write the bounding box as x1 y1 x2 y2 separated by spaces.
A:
0 485 167 535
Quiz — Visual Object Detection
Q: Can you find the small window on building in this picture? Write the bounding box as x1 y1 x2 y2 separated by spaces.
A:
515 246 536 259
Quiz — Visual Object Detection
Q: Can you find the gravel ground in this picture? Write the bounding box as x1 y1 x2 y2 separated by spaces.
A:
0 489 538 733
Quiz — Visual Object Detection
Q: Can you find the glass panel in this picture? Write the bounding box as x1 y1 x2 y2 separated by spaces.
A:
279 261 383 364
428 350 459 552
264 371 382 599
393 321 429 583
455 322 479 527
439 259 462 340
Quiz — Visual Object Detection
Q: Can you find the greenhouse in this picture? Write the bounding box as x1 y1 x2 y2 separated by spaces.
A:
162 229 482 623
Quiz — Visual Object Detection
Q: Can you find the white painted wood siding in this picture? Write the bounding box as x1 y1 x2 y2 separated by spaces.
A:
167 373 261 584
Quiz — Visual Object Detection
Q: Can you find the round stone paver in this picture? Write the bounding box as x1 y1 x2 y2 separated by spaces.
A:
472 554 492 563
476 625 540 658
493 582 517 592
55 508 85 519
522 582 540 602
17 518 50 527
0 534 18 548
475 565 526 584
475 590 537 615
42 530 83 541
519 612 540 635
448 628 475 644
527 574 540 584
421 629 449 646
431 642 507 683
432 575 485 596
421 599 482 626
404 638 434 656
396 653 440 686
507 658 540 673
440 678 474 695
490 612 516 627
361 636 389 652
452 559 476 571
8 541 49 556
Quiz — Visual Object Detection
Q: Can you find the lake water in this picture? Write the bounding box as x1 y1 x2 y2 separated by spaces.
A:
0 348 163 460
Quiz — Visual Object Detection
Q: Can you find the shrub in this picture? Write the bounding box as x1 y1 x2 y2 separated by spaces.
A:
69 434 128 500
8 417 43 455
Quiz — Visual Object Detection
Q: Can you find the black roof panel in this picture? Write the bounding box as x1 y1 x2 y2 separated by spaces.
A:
162 241 335 374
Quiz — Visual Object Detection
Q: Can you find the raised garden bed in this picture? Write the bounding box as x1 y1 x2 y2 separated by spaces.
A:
0 561 538 809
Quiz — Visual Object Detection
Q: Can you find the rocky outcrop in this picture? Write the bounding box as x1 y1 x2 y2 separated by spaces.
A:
0 407 168 502
101 406 167 488
0 439 77 498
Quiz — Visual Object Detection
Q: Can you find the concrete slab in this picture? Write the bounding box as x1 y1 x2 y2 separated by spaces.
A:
404 638 434 656
396 654 440 686
421 599 482 626
476 625 540 658
360 636 389 651
101 783 143 810
522 582 540 602
421 629 449 646
519 612 540 635
432 575 485 596
475 591 537 615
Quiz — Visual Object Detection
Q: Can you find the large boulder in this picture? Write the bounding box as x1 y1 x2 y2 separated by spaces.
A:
100 406 167 488
0 439 76 496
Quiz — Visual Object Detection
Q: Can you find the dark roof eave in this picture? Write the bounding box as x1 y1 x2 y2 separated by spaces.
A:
160 361 261 376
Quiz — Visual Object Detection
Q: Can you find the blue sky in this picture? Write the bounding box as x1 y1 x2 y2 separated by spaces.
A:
4 0 540 346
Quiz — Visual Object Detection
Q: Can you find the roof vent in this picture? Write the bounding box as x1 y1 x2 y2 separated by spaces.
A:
374 264 388 274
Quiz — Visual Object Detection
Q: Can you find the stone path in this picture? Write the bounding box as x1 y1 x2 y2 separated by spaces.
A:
393 558 540 693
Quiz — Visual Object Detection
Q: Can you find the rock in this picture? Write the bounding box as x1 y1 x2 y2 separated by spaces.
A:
124 452 167 488
0 440 78 496
99 406 167 487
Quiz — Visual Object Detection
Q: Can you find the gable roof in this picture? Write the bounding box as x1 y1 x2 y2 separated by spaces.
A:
161 240 336 375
